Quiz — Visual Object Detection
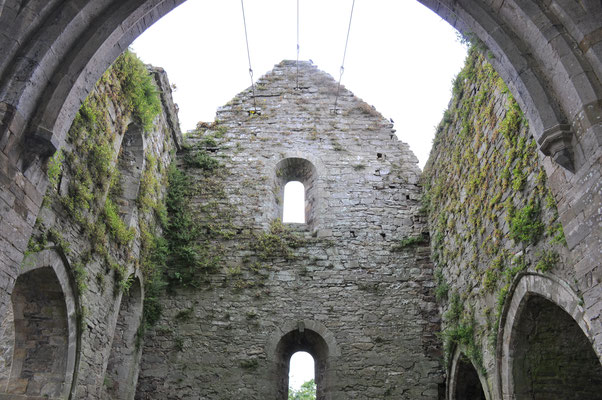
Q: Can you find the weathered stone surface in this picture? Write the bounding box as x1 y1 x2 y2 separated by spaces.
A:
0 53 181 400
424 49 602 398
0 2 600 399
136 60 442 399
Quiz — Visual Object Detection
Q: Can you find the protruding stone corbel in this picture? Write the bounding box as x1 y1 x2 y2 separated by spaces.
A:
22 125 59 171
30 125 59 157
538 124 575 173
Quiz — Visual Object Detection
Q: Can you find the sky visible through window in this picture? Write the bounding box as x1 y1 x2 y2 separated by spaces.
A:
290 351 314 391
283 181 305 223
130 0 467 387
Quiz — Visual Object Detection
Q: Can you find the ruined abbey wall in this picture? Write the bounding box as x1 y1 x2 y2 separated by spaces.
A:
0 52 181 399
135 61 442 399
0 15 600 399
424 49 602 399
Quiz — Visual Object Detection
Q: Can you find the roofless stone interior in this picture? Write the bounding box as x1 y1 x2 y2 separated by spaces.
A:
0 1 601 399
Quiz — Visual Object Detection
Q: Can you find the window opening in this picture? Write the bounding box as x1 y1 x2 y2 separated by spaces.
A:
283 181 305 223
288 351 315 399
454 354 485 400
275 327 330 399
274 158 317 227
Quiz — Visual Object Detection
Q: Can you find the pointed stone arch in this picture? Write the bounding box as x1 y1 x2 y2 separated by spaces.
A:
1 249 79 398
498 273 602 399
103 272 144 400
1 1 599 175
448 348 489 400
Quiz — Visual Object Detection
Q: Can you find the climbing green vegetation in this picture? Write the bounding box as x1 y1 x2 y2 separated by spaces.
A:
251 219 303 261
391 234 428 252
111 50 162 132
46 149 64 190
508 201 544 245
423 47 568 365
440 292 484 374
29 50 165 332
162 162 223 287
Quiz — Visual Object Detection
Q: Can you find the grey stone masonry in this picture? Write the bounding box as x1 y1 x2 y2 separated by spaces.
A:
0 59 182 400
136 60 442 399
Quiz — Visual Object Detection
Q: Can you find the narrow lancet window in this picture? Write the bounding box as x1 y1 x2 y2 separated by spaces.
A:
282 181 305 223
288 351 315 399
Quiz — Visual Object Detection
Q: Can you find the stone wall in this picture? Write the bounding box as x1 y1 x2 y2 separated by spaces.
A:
136 60 442 399
423 48 602 397
0 51 181 399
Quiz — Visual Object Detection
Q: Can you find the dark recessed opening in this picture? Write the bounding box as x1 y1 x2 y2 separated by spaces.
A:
511 295 602 399
454 354 485 400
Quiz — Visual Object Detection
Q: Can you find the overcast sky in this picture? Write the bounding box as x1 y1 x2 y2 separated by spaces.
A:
131 0 467 390
131 0 467 169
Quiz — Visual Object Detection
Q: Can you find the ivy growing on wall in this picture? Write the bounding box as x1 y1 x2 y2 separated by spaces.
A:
423 47 568 368
30 50 165 330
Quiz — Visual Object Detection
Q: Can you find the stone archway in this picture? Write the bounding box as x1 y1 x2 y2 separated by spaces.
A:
1 0 600 175
499 273 602 399
0 1 601 398
267 320 339 400
0 2 600 314
1 249 79 399
448 349 489 400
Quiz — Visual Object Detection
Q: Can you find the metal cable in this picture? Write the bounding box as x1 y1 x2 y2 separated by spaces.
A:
240 0 258 113
296 0 300 89
333 0 356 113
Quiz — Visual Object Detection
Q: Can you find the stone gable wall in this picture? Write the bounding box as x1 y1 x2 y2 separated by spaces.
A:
136 60 442 400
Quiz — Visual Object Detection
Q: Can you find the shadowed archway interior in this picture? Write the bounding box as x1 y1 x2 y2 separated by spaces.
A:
453 354 486 400
104 276 143 400
511 295 602 400
9 267 69 398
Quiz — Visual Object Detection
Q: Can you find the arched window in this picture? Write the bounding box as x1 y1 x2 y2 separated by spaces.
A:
274 158 317 226
275 328 330 400
283 181 305 224
511 295 602 399
288 351 315 398
115 122 144 227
